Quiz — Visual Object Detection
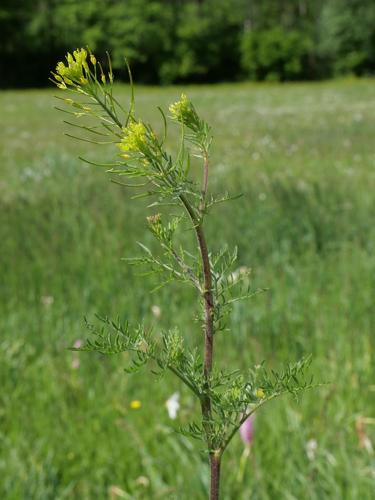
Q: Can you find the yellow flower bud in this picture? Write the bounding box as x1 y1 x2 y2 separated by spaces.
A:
147 213 162 225
256 388 265 399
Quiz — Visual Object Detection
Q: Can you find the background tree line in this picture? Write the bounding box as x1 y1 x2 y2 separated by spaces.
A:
1 0 374 88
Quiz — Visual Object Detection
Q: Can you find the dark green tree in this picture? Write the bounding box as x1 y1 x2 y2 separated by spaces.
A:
318 0 375 75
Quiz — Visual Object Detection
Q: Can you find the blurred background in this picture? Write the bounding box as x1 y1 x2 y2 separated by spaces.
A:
1 1 374 499
1 0 375 88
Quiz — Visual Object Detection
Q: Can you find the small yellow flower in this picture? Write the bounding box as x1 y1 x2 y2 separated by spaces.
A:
118 121 148 153
54 48 90 88
73 48 88 67
169 93 190 120
169 93 201 130
130 400 142 409
256 388 265 399
90 54 96 66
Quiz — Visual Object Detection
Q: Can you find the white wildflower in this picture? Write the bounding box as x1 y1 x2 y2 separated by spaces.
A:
305 438 317 461
151 305 161 319
166 392 180 420
229 266 250 283
41 295 54 307
135 476 150 487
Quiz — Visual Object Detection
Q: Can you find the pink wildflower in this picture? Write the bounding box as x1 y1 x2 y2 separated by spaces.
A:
240 415 255 446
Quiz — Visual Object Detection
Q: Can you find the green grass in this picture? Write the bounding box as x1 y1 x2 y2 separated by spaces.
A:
1 79 374 499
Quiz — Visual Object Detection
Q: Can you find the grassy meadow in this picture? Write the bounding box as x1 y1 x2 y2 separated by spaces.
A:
1 79 374 499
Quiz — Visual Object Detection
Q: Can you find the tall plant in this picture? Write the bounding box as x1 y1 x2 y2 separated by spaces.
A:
52 49 314 499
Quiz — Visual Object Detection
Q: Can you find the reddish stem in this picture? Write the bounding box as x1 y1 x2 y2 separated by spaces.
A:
210 452 221 500
180 153 220 497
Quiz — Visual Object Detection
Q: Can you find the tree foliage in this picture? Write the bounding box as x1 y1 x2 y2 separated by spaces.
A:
318 0 375 76
1 1 374 86
241 27 313 81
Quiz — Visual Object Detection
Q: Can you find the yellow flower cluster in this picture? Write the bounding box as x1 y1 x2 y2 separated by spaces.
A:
118 121 148 155
54 48 90 88
169 93 201 132
169 93 191 121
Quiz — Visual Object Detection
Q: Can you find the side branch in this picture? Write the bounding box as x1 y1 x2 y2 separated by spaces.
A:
200 151 209 212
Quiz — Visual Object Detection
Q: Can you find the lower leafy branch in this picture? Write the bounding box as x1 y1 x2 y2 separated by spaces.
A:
74 316 316 455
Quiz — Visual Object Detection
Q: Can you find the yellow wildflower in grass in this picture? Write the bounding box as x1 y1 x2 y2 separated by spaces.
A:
130 400 142 409
256 388 265 399
118 121 148 154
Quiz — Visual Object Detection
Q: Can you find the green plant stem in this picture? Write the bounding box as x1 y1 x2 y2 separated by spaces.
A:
90 88 123 130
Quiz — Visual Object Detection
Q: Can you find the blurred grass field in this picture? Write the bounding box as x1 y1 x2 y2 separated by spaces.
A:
1 79 374 499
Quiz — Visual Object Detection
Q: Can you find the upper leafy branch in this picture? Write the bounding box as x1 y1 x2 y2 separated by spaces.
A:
51 48 231 217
